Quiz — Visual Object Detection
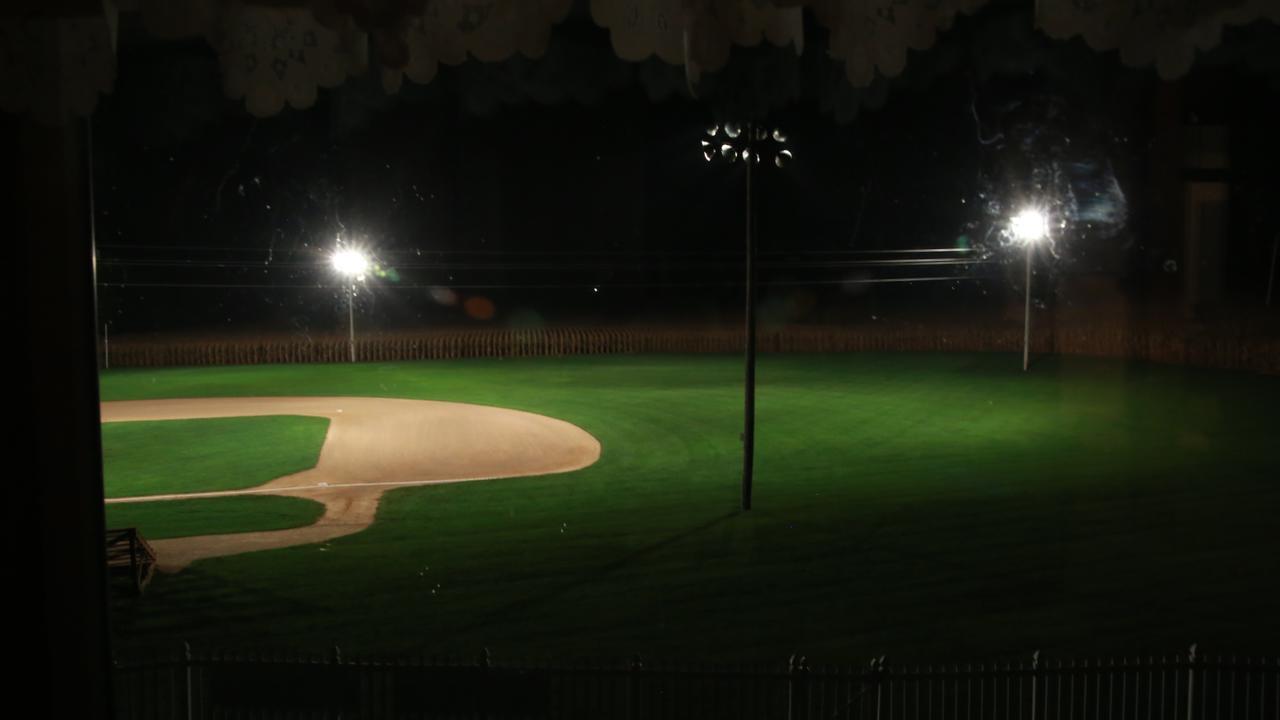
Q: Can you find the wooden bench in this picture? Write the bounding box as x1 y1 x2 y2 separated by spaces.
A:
105 528 157 595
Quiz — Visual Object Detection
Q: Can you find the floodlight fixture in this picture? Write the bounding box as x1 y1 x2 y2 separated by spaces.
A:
331 248 369 278
1010 208 1049 245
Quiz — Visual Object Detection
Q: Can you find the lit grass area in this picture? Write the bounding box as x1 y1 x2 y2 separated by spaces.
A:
101 354 1280 661
106 496 325 540
101 415 330 498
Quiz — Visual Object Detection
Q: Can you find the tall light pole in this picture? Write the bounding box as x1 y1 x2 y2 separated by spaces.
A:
330 248 369 363
703 123 791 511
1009 208 1049 371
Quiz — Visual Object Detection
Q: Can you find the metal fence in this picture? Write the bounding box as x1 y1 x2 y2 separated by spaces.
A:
112 646 1278 720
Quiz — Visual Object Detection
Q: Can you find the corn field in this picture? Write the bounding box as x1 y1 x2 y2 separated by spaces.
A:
100 325 1280 374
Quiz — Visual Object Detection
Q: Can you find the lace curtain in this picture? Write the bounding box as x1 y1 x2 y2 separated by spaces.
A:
383 0 572 92
0 3 117 121
1037 0 1280 80
3 0 1277 123
590 0 804 88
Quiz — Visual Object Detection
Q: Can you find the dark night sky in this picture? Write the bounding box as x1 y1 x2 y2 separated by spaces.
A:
92 3 1280 337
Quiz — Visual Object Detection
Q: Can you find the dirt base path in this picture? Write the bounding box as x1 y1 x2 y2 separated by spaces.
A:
101 397 601 572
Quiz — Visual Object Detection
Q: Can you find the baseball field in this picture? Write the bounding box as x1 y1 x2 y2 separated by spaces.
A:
101 352 1280 662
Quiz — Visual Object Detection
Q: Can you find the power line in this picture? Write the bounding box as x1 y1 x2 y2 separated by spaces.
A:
97 245 982 257
97 257 994 271
97 276 995 290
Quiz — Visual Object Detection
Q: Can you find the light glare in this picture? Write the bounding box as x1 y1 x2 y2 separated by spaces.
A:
331 249 369 277
1010 209 1049 244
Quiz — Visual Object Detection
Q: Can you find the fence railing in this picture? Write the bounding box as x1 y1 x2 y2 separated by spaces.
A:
101 324 1280 373
112 645 1278 720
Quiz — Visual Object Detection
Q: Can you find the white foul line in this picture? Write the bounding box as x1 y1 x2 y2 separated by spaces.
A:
105 474 516 505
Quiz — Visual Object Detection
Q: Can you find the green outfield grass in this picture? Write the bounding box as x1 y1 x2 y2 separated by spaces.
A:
102 415 330 498
101 353 1280 662
106 496 325 539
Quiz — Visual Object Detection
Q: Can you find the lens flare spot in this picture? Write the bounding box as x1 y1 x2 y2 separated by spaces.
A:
464 296 496 321
429 286 458 306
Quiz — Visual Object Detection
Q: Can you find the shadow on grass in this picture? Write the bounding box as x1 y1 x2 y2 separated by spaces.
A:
445 510 743 640
445 505 900 647
110 565 334 653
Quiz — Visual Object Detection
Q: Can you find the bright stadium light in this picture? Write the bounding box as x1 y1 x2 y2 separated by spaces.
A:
331 249 369 279
1009 208 1049 371
1010 208 1049 245
330 246 369 363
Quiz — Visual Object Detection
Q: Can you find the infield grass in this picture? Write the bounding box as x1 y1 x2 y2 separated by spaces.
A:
101 415 330 540
105 496 326 539
102 415 330 498
101 353 1280 661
